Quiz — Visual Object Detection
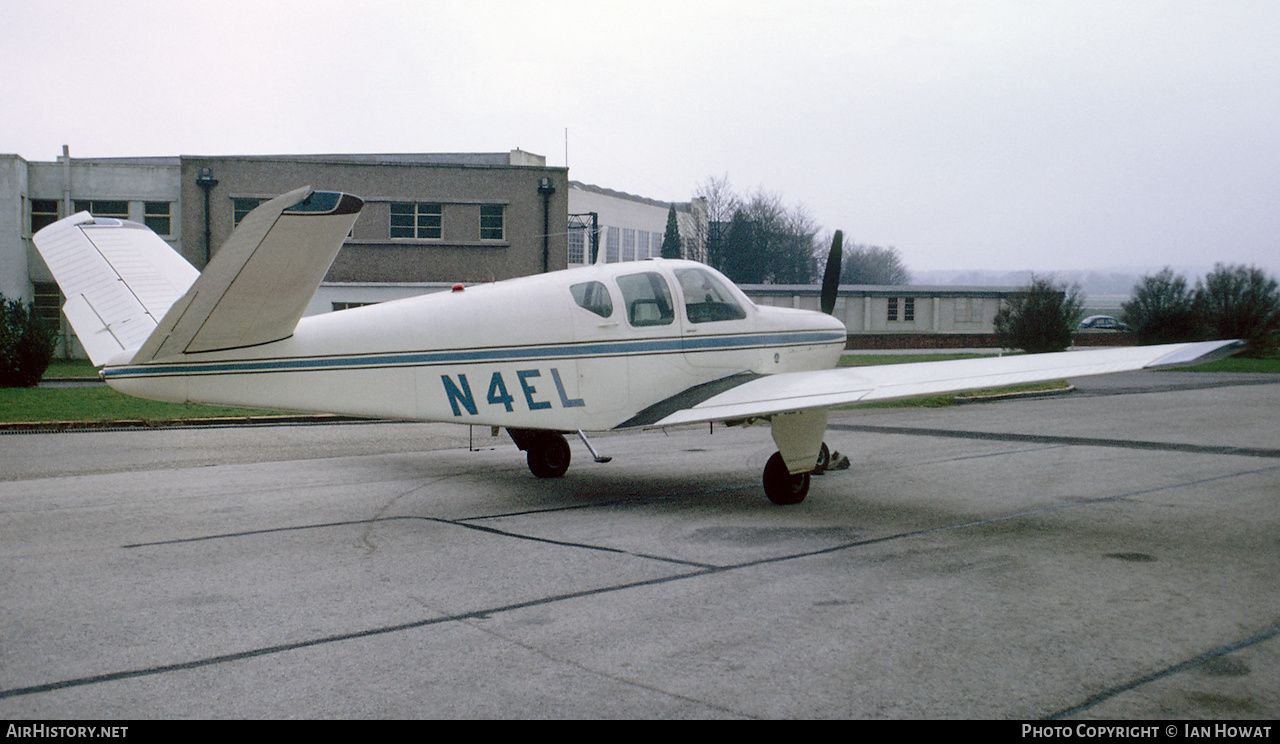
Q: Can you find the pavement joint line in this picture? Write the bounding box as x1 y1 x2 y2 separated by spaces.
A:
830 423 1280 459
1043 620 1280 720
10 462 1276 704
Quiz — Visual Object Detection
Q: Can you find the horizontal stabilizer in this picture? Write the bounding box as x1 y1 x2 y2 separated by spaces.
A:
134 187 362 362
33 214 199 366
650 340 1244 427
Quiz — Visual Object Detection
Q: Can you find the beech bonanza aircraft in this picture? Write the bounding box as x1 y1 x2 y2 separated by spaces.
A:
33 187 1240 504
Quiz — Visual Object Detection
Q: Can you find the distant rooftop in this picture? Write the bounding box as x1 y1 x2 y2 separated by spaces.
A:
18 149 550 168
184 149 551 168
570 181 691 211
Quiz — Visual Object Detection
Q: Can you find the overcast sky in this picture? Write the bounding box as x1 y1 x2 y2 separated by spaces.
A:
5 1 1278 275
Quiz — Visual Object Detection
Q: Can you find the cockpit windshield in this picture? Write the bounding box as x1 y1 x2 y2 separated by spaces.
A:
675 267 747 323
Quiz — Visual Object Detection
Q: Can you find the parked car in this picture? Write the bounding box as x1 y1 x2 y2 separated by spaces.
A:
1078 315 1131 331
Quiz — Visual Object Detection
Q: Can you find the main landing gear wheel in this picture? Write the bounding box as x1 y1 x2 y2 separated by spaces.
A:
763 451 810 505
526 432 571 479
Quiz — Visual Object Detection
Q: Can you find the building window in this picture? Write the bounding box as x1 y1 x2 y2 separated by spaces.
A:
954 297 981 323
888 297 914 322
74 200 128 218
622 228 636 261
479 204 504 241
605 226 620 263
30 199 59 233
568 226 586 265
144 202 171 235
639 230 654 259
391 202 442 239
233 198 263 226
332 301 377 312
32 283 62 333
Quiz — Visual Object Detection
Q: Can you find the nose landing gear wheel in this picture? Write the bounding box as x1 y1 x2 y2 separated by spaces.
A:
763 451 810 505
812 442 831 475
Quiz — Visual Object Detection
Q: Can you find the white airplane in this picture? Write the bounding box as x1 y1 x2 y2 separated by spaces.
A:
33 187 1240 504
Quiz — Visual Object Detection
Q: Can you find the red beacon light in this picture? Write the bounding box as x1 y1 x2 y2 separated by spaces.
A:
451 283 465 292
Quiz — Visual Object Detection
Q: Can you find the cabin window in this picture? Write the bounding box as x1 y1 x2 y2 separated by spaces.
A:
479 204 504 240
391 202 442 239
617 271 674 327
570 281 613 318
675 267 746 323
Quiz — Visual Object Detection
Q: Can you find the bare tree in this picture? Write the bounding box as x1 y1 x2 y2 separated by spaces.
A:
692 174 740 268
839 243 911 285
695 179 820 284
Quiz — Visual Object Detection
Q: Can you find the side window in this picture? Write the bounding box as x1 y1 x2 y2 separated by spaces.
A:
675 267 747 323
616 272 674 327
570 281 613 318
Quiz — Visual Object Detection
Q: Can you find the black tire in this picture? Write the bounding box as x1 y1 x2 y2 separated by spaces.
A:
527 433 571 478
812 442 831 475
763 451 809 505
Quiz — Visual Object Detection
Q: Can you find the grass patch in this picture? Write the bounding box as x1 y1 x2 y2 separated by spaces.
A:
1178 353 1280 373
45 359 102 379
0 386 297 424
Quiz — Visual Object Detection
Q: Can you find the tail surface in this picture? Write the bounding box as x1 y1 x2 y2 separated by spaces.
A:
33 186 363 366
32 212 199 365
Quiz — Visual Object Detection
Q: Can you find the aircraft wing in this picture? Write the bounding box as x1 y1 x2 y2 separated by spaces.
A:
32 213 200 366
133 187 362 362
648 340 1243 427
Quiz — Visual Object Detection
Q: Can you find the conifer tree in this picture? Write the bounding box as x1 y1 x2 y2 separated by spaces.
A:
660 204 683 259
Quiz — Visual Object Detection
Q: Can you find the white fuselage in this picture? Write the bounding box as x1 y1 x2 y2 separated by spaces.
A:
103 259 848 431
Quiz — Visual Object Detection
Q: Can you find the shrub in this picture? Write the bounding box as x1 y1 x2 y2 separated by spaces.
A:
0 293 57 387
1195 264 1280 357
993 275 1083 354
1121 268 1200 344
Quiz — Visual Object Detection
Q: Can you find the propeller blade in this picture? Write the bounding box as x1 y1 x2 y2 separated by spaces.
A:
820 230 843 315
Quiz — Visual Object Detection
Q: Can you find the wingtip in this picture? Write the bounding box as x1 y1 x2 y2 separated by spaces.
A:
1146 340 1245 369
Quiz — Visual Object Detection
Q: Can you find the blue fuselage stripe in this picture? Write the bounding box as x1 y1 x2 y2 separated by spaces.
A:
101 330 846 379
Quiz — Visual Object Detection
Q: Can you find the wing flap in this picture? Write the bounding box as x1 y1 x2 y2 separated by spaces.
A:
652 340 1244 427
